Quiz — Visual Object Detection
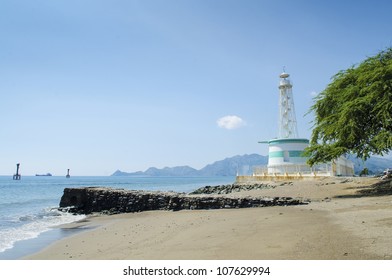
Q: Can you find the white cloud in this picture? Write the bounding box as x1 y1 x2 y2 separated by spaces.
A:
217 115 246 130
310 91 318 97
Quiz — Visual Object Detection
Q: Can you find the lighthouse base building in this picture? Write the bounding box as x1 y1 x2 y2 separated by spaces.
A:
253 138 354 179
262 138 310 174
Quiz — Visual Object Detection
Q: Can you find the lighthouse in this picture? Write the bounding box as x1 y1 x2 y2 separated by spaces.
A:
234 69 355 182
278 71 298 138
260 71 309 174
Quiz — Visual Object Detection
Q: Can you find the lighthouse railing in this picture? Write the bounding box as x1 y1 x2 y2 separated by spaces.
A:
237 163 334 178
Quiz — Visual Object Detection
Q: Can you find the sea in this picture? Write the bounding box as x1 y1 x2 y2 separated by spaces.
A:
0 175 234 259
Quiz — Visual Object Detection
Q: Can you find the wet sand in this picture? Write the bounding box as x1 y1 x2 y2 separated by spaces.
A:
25 177 392 260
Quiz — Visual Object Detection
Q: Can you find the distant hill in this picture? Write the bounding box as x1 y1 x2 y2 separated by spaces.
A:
111 154 268 177
111 166 198 177
111 154 392 177
349 156 392 175
197 154 268 176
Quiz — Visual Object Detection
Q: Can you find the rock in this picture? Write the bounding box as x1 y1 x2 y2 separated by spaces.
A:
59 187 309 215
189 183 276 195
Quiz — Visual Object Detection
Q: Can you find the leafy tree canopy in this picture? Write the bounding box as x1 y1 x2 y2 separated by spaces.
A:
306 48 392 166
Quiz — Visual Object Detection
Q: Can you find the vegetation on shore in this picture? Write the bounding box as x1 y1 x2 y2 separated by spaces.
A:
306 47 392 165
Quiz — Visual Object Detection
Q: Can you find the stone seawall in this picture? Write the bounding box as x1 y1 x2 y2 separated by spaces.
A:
59 187 309 215
190 183 276 195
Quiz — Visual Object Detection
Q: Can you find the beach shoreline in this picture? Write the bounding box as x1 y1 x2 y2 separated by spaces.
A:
0 226 89 260
23 177 392 260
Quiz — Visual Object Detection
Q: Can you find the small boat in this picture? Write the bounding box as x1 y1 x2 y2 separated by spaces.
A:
35 173 52 176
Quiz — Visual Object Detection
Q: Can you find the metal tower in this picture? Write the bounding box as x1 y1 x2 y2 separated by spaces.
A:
278 71 298 138
13 163 21 180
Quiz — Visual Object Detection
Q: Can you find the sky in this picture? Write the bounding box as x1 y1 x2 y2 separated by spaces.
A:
1 0 391 176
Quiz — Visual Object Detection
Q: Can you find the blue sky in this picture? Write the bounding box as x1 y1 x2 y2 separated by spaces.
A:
1 0 391 175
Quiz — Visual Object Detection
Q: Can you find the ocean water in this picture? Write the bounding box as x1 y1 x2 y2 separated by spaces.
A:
0 175 234 258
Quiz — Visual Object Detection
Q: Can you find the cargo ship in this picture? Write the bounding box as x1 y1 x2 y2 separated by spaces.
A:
35 173 52 176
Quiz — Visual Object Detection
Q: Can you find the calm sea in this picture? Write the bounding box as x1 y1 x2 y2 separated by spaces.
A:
0 175 234 258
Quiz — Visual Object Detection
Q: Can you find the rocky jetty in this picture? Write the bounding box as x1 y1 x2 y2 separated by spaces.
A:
190 183 276 195
59 187 309 215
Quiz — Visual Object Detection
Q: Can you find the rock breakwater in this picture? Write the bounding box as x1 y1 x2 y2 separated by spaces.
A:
190 183 276 195
59 187 309 215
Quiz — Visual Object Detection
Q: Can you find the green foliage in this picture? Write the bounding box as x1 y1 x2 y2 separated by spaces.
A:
359 168 369 177
306 48 392 166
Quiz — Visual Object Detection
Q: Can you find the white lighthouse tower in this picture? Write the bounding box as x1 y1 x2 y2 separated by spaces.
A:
260 71 309 174
278 72 298 138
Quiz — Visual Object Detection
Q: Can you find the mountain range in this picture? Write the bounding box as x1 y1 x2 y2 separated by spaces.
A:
111 154 392 177
349 155 392 175
111 154 267 177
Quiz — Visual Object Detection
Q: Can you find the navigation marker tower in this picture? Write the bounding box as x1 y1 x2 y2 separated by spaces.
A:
66 169 70 178
13 163 21 180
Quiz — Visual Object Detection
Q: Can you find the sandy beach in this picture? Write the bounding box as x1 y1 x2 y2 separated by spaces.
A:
25 177 392 260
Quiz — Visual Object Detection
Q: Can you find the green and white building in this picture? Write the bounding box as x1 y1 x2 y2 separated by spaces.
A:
259 138 310 174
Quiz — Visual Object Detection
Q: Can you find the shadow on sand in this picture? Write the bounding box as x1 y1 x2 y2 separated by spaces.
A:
334 179 392 199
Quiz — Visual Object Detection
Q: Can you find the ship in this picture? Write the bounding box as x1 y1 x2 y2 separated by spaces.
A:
35 173 52 176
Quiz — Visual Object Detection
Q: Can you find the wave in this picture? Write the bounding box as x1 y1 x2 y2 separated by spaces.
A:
0 207 85 253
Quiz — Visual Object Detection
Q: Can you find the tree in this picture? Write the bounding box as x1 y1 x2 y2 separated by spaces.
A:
359 168 369 177
306 48 392 166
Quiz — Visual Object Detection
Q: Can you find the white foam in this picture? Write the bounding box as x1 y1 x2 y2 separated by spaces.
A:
0 208 85 253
